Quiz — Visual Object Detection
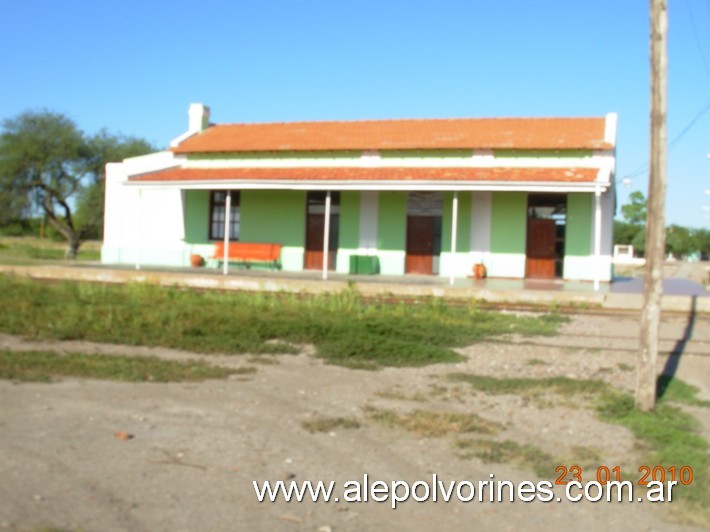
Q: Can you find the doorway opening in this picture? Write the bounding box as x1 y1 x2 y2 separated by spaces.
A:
526 193 566 279
304 191 340 270
405 192 443 275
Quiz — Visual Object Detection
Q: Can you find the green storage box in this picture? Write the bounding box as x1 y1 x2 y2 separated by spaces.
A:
349 255 380 275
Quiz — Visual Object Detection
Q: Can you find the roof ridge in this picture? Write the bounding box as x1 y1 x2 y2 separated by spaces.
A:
208 116 606 127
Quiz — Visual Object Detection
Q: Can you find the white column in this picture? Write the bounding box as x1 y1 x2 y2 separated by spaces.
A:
323 191 331 280
135 188 142 270
358 191 379 254
593 187 602 291
223 192 231 276
450 191 458 285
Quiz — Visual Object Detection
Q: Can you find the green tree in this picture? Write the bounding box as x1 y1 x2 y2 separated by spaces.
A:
0 111 155 256
75 130 154 239
621 191 648 225
0 180 31 226
631 227 646 257
614 220 642 247
665 224 694 258
0 111 88 257
693 228 710 258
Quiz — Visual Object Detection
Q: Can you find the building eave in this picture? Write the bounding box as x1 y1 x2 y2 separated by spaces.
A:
124 179 608 193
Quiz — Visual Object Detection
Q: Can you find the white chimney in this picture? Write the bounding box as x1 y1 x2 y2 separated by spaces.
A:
188 103 211 133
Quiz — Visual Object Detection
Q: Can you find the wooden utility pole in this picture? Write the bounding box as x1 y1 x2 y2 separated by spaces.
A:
636 0 668 412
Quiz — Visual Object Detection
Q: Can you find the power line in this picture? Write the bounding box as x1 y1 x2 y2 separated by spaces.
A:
684 0 710 80
618 2 710 184
617 100 710 183
619 0 710 186
668 100 710 149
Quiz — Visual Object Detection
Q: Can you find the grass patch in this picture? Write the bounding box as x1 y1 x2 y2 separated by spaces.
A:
0 350 235 382
455 439 556 477
0 237 100 264
657 375 710 407
451 371 709 525
598 391 710 526
365 407 501 437
448 373 609 398
617 362 633 372
0 275 565 369
526 358 548 366
247 355 281 365
302 416 361 433
455 439 602 479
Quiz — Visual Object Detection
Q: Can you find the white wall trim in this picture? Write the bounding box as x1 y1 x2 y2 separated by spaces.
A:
360 150 381 166
170 131 197 149
358 191 379 253
121 151 180 176
486 252 527 279
470 191 492 263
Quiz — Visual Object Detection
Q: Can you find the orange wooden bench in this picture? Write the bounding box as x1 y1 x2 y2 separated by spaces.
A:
212 242 282 269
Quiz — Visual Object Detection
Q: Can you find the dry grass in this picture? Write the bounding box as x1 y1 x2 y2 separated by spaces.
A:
365 407 501 437
455 439 556 477
301 416 361 433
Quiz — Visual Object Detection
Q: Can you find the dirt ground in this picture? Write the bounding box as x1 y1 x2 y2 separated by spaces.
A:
0 311 708 531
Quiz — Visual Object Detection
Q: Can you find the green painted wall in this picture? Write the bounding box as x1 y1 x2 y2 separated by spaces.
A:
490 192 527 254
493 149 594 158
565 193 592 256
187 148 594 162
441 192 471 252
189 149 475 160
377 192 407 250
339 191 360 250
380 149 473 159
187 151 359 160
183 190 210 244
240 190 306 247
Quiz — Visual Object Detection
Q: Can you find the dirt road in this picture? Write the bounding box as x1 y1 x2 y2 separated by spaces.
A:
0 312 708 531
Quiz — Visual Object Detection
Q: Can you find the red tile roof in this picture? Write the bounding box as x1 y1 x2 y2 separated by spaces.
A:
130 167 598 183
171 117 611 153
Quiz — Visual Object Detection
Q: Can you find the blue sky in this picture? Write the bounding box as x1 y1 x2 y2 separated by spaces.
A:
1 0 708 228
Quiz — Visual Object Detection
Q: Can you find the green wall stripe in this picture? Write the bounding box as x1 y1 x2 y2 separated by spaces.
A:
187 149 592 161
490 192 527 254
380 149 473 158
377 192 407 251
187 151 359 160
240 190 306 247
339 191 360 250
183 190 210 244
493 149 594 158
565 193 592 256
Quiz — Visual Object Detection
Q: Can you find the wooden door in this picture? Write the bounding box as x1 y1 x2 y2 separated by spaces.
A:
406 216 435 274
305 214 325 270
304 214 336 270
526 218 557 278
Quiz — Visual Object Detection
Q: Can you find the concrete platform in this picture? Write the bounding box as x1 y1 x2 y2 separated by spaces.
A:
1 263 708 315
